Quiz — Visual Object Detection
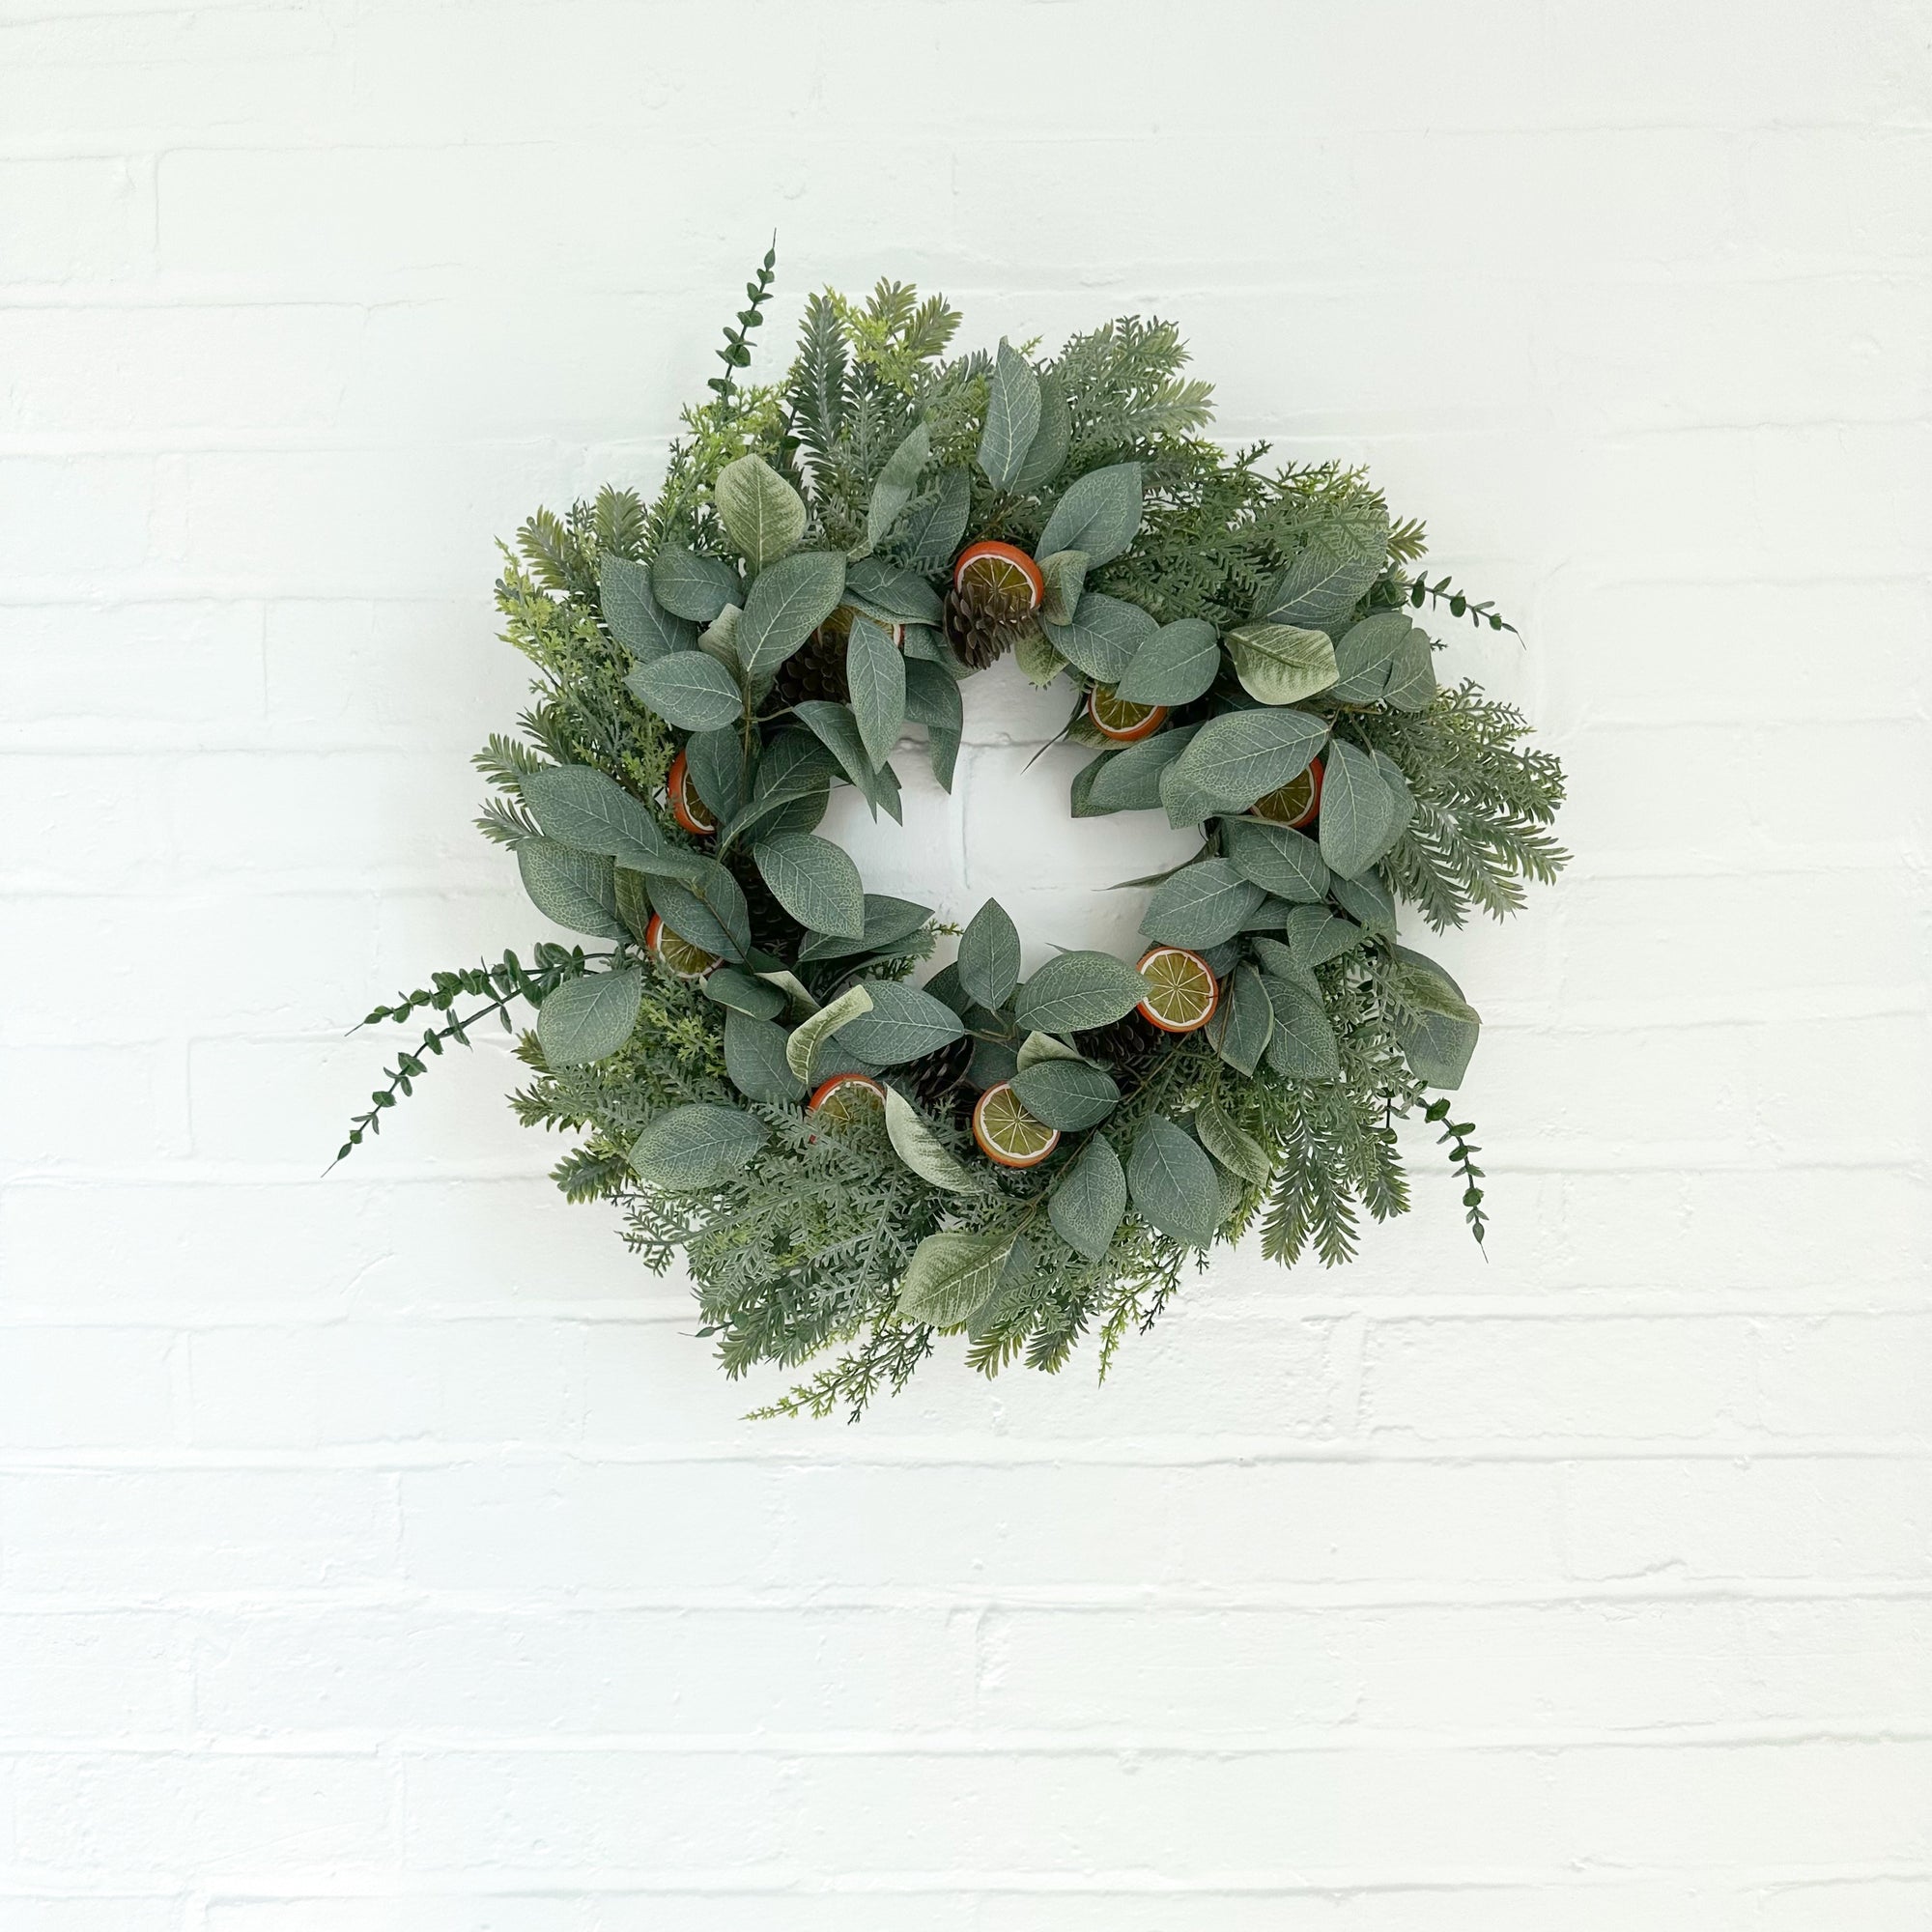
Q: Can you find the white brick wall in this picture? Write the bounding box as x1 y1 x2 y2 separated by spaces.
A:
2 0 1927 1924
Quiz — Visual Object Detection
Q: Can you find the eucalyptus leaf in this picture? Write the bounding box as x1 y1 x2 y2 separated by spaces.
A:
1083 725 1201 814
1263 975 1342 1080
979 340 1042 490
1331 611 1412 704
1222 818 1330 902
1038 549 1088 628
612 867 653 946
958 897 1023 1009
1373 751 1416 849
1139 859 1265 949
1227 621 1339 706
1048 1135 1127 1261
737 550 846 680
903 657 963 733
846 613 907 769
1317 737 1398 878
1036 462 1143 568
646 859 751 962
629 1101 767 1188
783 981 874 1082
1011 1058 1120 1130
651 545 740 624
844 555 945 625
599 554 694 662
625 650 743 732
1284 905 1366 970
535 966 643 1068
522 764 681 876
793 894 932 963
1013 952 1149 1034
791 699 902 822
836 980 966 1065
1381 625 1437 712
865 423 930 555
1391 947 1481 1089
1116 618 1220 706
1255 520 1389 630
1013 627 1067 687
1042 591 1156 682
517 838 625 940
696 601 742 673
1332 868 1397 936
927 722 960 792
714 453 806 571
1015 1031 1084 1071
883 1086 993 1195
753 831 866 938
1012 369 1072 493
1195 1098 1273 1186
684 725 749 822
1205 961 1272 1076
1160 709 1328 825
1127 1118 1221 1248
898 1228 1015 1327
723 1009 807 1101
703 966 786 1021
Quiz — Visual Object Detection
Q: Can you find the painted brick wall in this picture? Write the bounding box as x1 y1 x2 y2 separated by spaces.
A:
2 2 1928 1925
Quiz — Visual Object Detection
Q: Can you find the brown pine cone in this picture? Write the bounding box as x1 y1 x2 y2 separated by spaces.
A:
773 605 854 708
943 576 1034 669
724 853 799 958
1072 1009 1170 1080
895 1033 977 1118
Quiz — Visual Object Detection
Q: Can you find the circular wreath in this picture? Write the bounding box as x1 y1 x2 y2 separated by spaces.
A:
338 253 1567 1418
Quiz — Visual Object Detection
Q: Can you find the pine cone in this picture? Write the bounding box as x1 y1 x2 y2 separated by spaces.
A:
773 605 853 708
1073 1009 1169 1080
726 853 798 958
896 1033 976 1118
943 576 1035 669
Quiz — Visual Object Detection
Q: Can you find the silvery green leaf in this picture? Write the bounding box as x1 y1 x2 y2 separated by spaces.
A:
754 967 820 1020
1011 1058 1120 1130
793 894 933 964
646 858 751 962
844 555 944 625
790 700 902 823
902 623 947 664
1084 725 1200 814
737 550 846 679
747 731 839 806
883 1086 993 1195
1206 961 1272 1076
956 901 1021 1012
521 764 680 875
721 783 830 852
1013 627 1066 687
685 725 749 822
783 981 874 1082
891 467 971 572
1159 709 1328 825
651 545 740 623
703 966 785 1021
599 554 694 662
1226 621 1339 706
927 722 960 792
1249 935 1316 992
753 831 866 939
1284 905 1365 969
696 602 742 672
836 981 966 1065
898 1228 1015 1327
629 1101 767 1188
1012 369 1072 493
1048 1135 1127 1261
903 657 962 733
517 837 625 940
1262 976 1342 1080
1041 591 1157 682
971 1037 1021 1089
865 423 930 555
1255 518 1389 629
1331 611 1412 703
1194 1097 1272 1186
612 867 653 945
1013 952 1149 1034
845 613 907 770
1332 869 1397 936
715 453 806 571
1127 1118 1221 1248
979 340 1042 490
1038 549 1088 627
1139 859 1265 949
1381 625 1437 712
536 966 643 1068
1222 818 1330 902
1373 751 1416 849
1391 946 1481 1089
624 650 743 731
1015 1030 1084 1070
723 1009 807 1102
1115 618 1220 706
1036 462 1143 567
1318 737 1398 878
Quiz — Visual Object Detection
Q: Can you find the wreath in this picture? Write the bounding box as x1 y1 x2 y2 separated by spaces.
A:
337 251 1567 1418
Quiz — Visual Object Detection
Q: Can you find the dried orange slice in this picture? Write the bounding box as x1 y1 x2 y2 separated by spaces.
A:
644 913 720 980
952 540 1044 613
1087 686 1169 743
808 1072 886 1123
1250 755 1322 829
971 1081 1061 1168
1136 946 1219 1034
666 749 717 837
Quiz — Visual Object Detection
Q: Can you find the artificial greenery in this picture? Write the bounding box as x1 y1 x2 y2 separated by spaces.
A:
339 256 1566 1418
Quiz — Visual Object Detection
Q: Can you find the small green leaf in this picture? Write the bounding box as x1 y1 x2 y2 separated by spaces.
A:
1013 627 1067 687
1011 1058 1120 1130
1263 976 1341 1080
1127 1118 1221 1248
645 858 751 962
684 725 749 822
898 1228 1015 1327
696 601 742 673
1012 369 1072 493
1195 1097 1272 1186
516 838 625 940
865 422 930 555
723 1009 807 1101
1041 591 1156 683
1391 947 1481 1089
612 866 653 945
1038 549 1088 627
1255 521 1389 630
1381 625 1437 712
1331 611 1413 704
651 545 740 623
1226 622 1338 706
714 453 806 571
836 981 966 1065
625 650 743 731
1013 952 1149 1034
629 1101 767 1187
791 700 902 822
793 894 933 964
883 1087 993 1195
737 550 846 680
1222 818 1330 902
1048 1135 1127 1261
979 340 1042 490
1284 905 1365 970
1332 869 1397 936
903 657 963 733
1015 1031 1084 1071
891 467 971 572
1083 725 1200 814
958 898 1022 1009
536 967 643 1068
1036 462 1143 567
753 831 866 938
1205 961 1272 1076
927 722 960 792
703 966 786 1020
783 981 874 1082
844 555 944 626
1318 737 1398 878
1160 710 1328 825
1115 618 1220 706
846 614 907 770
599 554 695 662
521 765 680 876
1139 859 1265 949
1373 751 1416 849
